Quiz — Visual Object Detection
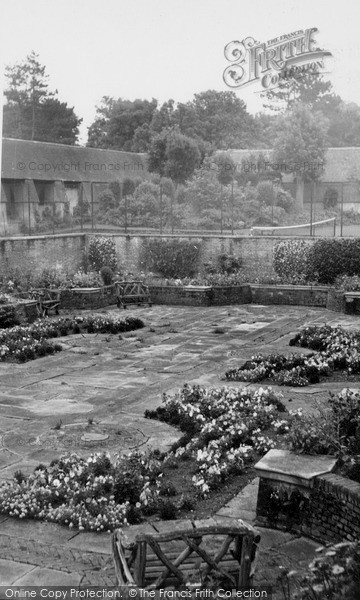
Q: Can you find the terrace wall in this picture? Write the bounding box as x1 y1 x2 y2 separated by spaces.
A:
0 233 86 275
0 232 288 279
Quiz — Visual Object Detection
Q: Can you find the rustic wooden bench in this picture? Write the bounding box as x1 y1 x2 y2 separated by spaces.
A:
112 518 260 589
115 281 152 309
28 289 61 317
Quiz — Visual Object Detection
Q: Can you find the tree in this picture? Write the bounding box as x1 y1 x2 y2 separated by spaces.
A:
261 70 337 113
148 130 201 184
173 90 256 149
272 104 328 210
87 97 157 150
3 51 81 144
326 102 360 147
213 152 236 186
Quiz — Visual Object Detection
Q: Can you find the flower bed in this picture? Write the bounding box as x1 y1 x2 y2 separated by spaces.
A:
0 451 161 532
225 324 360 386
0 384 290 531
0 314 144 362
145 384 288 496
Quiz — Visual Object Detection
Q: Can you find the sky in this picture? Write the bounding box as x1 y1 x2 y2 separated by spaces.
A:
0 0 359 144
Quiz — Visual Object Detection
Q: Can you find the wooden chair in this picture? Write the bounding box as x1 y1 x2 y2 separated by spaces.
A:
112 517 260 589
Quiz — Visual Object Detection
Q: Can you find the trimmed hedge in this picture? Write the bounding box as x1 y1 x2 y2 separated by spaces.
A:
139 239 201 278
274 239 360 284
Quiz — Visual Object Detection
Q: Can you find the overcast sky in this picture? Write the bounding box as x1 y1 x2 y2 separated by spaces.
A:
1 0 359 144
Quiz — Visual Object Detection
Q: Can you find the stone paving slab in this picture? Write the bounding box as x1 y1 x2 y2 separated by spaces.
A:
0 558 35 585
13 567 82 586
66 532 112 555
0 519 79 544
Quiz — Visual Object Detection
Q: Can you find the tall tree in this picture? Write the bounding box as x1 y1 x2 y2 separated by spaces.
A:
3 51 81 144
148 130 201 184
326 102 360 147
272 104 328 209
87 97 158 150
174 90 256 149
261 70 338 113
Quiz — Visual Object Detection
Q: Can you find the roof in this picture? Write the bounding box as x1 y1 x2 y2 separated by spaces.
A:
1 138 148 183
228 147 360 183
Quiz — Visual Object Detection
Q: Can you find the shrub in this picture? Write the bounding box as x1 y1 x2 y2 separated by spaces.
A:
307 238 360 284
334 274 360 291
158 499 178 520
87 237 117 272
218 253 242 274
275 187 294 212
99 266 114 286
273 240 311 284
139 239 201 278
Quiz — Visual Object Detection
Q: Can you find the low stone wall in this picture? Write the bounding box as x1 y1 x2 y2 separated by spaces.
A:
58 285 118 310
255 450 360 544
211 285 252 305
0 300 39 327
251 285 329 307
148 285 252 307
148 286 214 307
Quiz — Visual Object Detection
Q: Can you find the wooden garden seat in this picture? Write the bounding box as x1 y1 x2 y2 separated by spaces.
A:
115 280 152 309
112 517 260 589
28 289 60 317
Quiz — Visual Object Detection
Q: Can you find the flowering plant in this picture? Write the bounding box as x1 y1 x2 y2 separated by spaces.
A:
0 450 161 532
146 384 287 496
0 314 144 362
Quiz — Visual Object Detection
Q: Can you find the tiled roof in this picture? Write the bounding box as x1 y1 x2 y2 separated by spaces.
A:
1 138 148 182
228 147 360 182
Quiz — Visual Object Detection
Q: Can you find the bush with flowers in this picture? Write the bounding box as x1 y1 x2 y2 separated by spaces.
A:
145 384 288 496
0 314 144 362
278 540 360 600
226 324 360 386
287 388 360 461
0 450 162 532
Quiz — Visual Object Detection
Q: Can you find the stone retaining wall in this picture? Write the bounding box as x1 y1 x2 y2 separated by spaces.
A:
58 285 118 310
255 451 360 544
148 284 252 306
251 285 329 307
0 301 38 327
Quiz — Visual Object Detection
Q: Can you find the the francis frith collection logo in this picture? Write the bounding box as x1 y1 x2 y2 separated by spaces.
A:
223 27 332 90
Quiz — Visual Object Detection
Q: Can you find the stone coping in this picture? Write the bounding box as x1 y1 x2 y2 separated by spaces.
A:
255 449 337 489
250 284 329 292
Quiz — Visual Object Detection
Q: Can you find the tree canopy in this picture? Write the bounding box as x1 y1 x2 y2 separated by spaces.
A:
272 104 329 209
3 51 82 144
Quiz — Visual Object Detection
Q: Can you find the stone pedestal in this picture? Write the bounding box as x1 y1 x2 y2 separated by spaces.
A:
254 449 337 532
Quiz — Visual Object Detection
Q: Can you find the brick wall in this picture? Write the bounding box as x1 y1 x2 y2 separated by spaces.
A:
304 474 360 543
255 473 360 544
